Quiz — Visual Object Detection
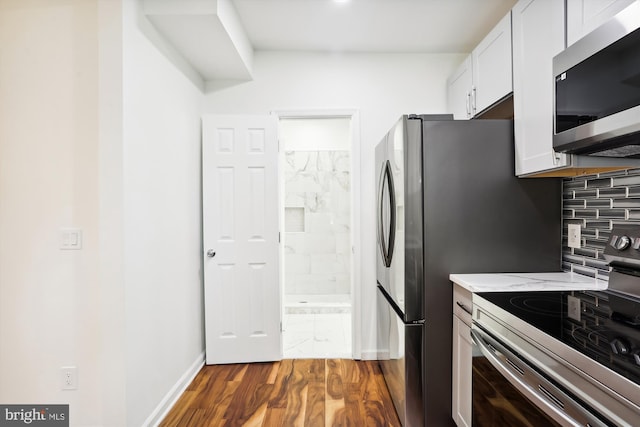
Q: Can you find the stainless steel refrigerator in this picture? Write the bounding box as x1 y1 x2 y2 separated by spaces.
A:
375 115 561 426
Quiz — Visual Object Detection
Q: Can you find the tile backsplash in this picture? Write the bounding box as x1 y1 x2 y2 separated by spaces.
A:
563 168 640 281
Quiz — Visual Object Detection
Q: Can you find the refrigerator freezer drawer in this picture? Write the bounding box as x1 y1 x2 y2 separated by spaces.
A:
377 287 424 426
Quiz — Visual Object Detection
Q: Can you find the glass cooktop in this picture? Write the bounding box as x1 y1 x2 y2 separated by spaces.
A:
477 290 640 387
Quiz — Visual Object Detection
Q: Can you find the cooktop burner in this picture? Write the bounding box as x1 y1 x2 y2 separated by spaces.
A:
478 289 640 387
478 224 640 388
508 294 562 316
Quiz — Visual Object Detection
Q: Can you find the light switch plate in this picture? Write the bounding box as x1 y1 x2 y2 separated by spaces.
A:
568 224 581 249
60 228 82 250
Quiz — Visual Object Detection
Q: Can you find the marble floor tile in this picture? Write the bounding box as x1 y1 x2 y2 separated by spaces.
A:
283 312 352 359
283 313 314 333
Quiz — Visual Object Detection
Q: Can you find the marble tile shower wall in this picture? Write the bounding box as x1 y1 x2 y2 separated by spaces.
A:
284 151 350 295
563 168 640 281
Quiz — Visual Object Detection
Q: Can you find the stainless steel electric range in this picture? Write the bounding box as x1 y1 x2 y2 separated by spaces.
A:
471 225 640 426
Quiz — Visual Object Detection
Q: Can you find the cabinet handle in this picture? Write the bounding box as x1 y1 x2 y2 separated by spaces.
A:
466 91 471 117
456 301 472 315
471 86 477 114
552 150 564 165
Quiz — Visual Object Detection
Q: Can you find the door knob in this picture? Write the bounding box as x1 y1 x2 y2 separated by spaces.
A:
206 250 216 258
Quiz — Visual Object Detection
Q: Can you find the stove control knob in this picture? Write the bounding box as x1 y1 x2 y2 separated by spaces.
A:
610 338 630 355
633 351 640 366
633 237 640 250
614 235 631 250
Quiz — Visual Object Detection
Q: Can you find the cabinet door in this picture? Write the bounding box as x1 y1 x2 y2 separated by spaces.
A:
567 0 636 46
512 0 568 176
472 12 513 114
452 315 472 427
447 56 473 120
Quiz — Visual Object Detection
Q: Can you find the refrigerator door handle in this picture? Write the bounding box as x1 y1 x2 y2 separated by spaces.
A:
377 160 396 268
377 164 387 264
386 160 396 265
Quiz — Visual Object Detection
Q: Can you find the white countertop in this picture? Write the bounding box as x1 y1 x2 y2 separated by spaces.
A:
449 272 608 293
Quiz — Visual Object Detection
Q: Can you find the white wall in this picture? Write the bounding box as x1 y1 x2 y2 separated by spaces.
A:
122 0 205 425
0 0 103 424
203 51 464 355
98 1 127 424
0 0 205 425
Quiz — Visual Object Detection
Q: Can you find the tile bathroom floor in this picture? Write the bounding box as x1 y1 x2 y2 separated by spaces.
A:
282 312 352 359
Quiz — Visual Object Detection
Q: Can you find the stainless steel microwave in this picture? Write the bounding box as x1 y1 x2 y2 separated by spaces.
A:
553 3 640 157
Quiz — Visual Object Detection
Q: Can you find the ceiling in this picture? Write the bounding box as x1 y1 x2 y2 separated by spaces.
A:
232 0 517 53
143 0 517 82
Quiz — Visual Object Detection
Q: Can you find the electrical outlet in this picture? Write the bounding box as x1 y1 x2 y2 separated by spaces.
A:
567 295 581 322
60 366 77 390
568 224 581 249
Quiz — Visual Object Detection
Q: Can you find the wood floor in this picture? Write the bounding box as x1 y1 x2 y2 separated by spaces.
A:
159 359 401 427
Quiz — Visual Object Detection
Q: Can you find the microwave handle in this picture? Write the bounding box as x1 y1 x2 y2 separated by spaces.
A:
470 328 608 427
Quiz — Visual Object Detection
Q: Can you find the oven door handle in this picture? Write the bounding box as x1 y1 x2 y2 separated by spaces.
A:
470 328 609 427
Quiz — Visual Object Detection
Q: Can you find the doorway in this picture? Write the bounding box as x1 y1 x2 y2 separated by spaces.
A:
278 113 359 359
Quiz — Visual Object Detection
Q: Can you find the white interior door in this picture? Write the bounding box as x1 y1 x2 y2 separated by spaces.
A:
202 114 281 364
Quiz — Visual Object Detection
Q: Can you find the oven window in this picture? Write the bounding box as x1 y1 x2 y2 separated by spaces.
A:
555 27 640 134
473 356 561 427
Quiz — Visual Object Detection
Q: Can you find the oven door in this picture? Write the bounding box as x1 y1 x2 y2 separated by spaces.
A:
470 326 610 427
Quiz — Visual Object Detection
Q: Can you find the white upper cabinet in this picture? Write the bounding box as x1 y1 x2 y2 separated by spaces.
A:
512 0 640 176
446 12 512 119
512 0 567 176
472 12 513 114
566 0 636 46
446 56 473 120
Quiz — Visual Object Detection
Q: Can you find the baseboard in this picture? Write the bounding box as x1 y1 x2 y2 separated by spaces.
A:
359 350 379 360
143 351 205 427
